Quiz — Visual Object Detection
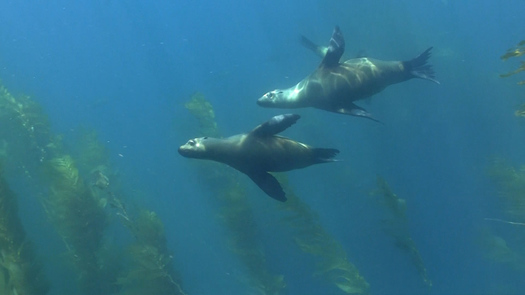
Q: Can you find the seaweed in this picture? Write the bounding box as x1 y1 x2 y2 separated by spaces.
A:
500 41 525 112
487 158 525 219
371 176 432 288
515 103 525 117
501 40 525 61
42 154 116 294
1 79 186 294
277 175 370 294
478 229 525 271
183 92 286 294
115 209 187 295
184 92 220 138
0 163 49 295
0 85 55 168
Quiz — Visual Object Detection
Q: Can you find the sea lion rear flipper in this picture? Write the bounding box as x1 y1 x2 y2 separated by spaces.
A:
250 114 301 137
246 171 287 202
404 47 440 84
320 26 345 68
336 104 383 124
312 148 340 163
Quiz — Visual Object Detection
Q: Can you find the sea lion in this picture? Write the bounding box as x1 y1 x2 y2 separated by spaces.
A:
178 114 339 202
257 26 439 122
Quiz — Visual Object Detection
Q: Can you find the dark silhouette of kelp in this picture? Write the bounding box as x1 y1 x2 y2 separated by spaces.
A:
1 81 186 294
500 40 525 117
488 158 525 220
42 154 116 294
63 127 187 295
115 208 187 295
501 40 525 61
184 92 286 295
0 163 49 295
371 176 432 288
277 175 369 294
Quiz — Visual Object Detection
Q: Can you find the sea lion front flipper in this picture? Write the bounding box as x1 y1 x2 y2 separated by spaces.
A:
320 26 345 68
336 104 382 123
246 171 287 202
300 35 328 58
250 114 301 137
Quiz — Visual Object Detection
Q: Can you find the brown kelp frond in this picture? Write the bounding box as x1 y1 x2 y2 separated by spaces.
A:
515 104 525 117
372 176 432 288
184 91 220 137
43 155 113 294
183 93 286 294
500 41 525 104
116 210 187 295
372 176 407 219
488 158 525 219
72 128 110 173
0 164 49 295
501 40 525 61
0 85 54 164
478 229 525 271
277 175 369 294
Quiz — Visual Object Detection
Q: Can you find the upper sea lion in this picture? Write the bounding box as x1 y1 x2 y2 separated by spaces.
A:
257 26 439 122
178 114 339 202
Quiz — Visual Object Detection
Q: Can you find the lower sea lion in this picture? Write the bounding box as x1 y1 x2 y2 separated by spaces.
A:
178 114 339 202
257 26 439 122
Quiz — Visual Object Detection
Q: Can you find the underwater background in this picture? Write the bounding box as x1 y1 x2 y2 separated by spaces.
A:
1 1 525 294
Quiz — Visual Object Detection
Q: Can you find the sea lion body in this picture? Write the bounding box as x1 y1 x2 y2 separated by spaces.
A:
179 114 339 201
182 134 320 172
286 58 410 109
258 26 439 121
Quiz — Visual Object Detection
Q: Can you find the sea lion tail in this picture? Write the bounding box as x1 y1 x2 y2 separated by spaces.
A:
312 148 340 163
404 47 440 84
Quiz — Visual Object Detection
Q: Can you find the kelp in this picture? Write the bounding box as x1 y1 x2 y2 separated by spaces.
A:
184 92 220 138
73 128 110 175
277 175 369 294
0 84 55 168
488 158 525 220
478 229 525 271
1 78 185 294
184 92 286 294
42 154 116 294
500 40 525 89
115 207 187 295
0 163 49 295
515 103 525 117
371 176 432 288
501 40 525 61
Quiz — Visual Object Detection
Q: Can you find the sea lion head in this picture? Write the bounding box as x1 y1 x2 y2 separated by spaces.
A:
257 90 289 108
178 137 209 159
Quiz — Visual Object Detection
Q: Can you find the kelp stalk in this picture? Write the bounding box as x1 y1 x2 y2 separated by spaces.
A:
115 208 187 295
0 163 49 295
43 155 115 294
277 175 369 294
500 40 525 91
372 176 432 288
488 158 525 220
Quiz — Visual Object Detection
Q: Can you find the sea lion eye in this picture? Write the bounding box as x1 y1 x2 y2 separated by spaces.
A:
188 139 196 146
266 92 274 99
203 137 208 139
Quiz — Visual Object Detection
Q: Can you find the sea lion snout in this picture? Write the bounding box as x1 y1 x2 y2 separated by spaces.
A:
178 139 198 158
257 90 284 107
256 92 272 106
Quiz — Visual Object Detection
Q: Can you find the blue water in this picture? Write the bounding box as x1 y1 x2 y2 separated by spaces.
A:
1 1 525 294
